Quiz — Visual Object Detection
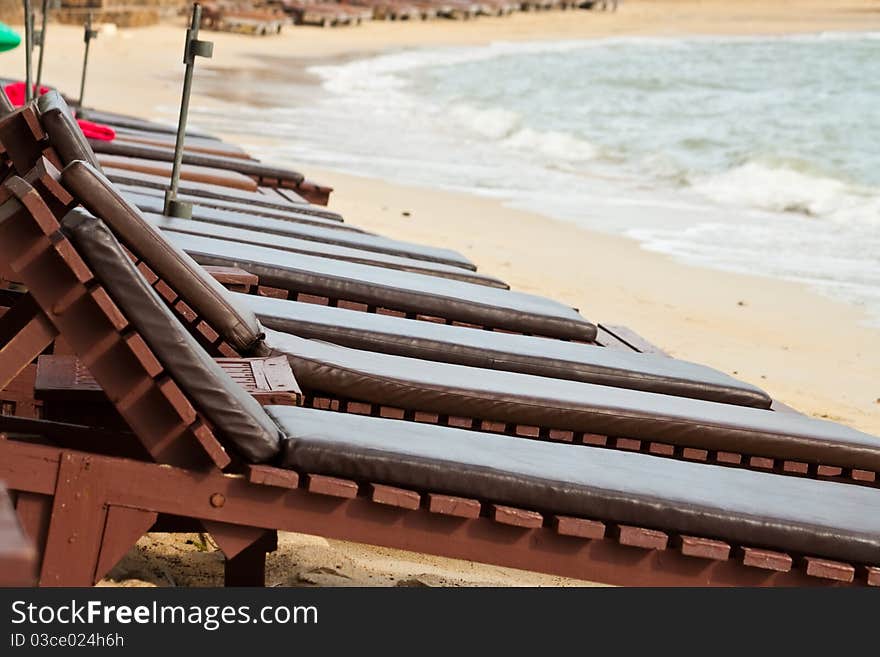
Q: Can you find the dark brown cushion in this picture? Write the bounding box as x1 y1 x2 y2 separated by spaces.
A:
61 209 281 462
90 139 305 185
272 405 880 566
37 91 102 170
153 214 507 288
60 160 265 354
246 294 771 408
264 330 880 471
170 232 598 342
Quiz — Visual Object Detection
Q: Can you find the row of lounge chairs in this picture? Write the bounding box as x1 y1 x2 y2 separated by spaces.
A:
0 88 879 587
269 0 603 27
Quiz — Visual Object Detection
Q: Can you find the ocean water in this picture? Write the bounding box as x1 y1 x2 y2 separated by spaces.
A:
189 33 880 322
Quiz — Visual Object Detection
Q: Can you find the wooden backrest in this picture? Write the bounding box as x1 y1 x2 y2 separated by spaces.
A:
0 176 233 469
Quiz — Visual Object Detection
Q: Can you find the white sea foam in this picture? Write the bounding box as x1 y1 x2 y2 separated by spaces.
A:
690 162 880 226
502 128 599 163
190 33 880 323
448 103 522 139
447 103 599 162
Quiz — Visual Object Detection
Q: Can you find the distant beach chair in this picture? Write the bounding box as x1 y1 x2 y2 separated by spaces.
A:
201 1 293 35
277 0 368 26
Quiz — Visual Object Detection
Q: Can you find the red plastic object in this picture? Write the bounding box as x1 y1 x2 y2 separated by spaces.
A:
76 119 115 141
3 81 51 107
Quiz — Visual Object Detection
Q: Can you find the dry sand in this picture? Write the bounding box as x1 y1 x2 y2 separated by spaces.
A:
1 0 878 586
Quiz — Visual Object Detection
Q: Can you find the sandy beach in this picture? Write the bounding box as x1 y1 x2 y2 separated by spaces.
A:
2 0 879 586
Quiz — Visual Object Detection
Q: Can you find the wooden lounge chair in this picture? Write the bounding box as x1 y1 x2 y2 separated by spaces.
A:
2 187 880 587
236 293 771 406
0 481 36 586
98 154 262 192
102 128 254 160
52 163 598 341
144 214 507 287
201 1 292 35
91 141 306 193
108 170 344 221
96 192 495 286
157 228 594 338
13 161 880 483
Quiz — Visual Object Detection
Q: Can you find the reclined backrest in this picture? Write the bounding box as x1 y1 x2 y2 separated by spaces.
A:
36 91 103 171
60 160 265 353
61 208 281 462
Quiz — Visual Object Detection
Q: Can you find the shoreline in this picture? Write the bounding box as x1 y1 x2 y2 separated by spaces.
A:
0 0 877 587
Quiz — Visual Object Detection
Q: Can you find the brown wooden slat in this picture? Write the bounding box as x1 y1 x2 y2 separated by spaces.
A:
598 324 668 356
803 557 855 583
554 516 606 539
678 535 731 561
616 525 668 550
427 494 481 519
0 440 872 588
741 547 792 572
369 484 420 510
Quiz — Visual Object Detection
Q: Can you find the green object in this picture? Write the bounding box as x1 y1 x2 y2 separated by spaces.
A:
0 22 22 52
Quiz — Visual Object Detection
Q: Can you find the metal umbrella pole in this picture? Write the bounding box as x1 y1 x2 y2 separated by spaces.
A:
164 3 213 219
34 0 50 90
78 13 97 109
22 0 33 102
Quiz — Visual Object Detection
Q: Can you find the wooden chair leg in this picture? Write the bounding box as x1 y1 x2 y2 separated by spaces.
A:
225 541 268 587
202 520 277 586
39 452 108 586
